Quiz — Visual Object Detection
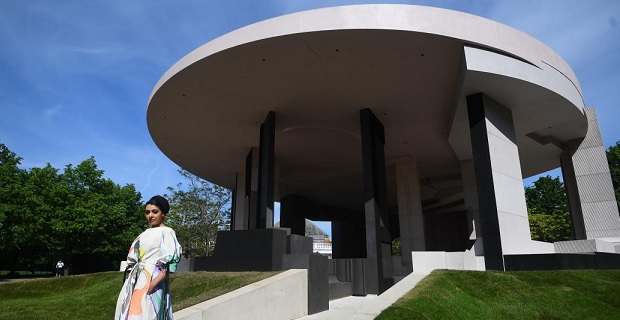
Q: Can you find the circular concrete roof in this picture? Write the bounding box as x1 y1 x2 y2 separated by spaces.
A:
147 4 586 211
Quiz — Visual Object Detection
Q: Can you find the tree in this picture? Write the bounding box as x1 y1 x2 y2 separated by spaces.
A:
0 143 29 272
165 169 231 257
525 176 567 215
607 141 620 210
525 175 572 242
391 238 401 256
528 211 572 243
0 143 145 273
58 158 145 256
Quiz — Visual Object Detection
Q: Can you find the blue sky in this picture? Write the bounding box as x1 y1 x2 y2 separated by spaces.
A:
2 1 619 236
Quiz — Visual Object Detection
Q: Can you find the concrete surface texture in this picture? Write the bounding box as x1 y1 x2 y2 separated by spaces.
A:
173 268 430 320
297 270 431 320
173 269 308 320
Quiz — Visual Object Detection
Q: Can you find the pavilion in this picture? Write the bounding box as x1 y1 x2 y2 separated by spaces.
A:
147 4 620 300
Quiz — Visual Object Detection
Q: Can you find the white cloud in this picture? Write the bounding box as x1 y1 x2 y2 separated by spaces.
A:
43 104 63 122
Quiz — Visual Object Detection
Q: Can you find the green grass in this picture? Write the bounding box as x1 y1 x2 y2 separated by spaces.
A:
0 271 277 320
4 269 620 320
376 269 620 320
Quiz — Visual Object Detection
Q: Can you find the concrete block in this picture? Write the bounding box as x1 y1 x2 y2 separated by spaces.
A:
555 239 597 253
445 252 464 270
412 251 446 271
282 254 329 314
594 239 617 253
463 248 486 270
555 238 619 254
328 280 353 300
287 234 313 254
174 269 308 320
201 229 288 271
176 258 191 273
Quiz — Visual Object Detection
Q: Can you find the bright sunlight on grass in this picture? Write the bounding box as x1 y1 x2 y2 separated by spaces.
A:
0 271 277 320
376 269 620 320
3 269 620 320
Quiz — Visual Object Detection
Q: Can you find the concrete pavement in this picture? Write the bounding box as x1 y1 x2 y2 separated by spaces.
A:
297 271 431 320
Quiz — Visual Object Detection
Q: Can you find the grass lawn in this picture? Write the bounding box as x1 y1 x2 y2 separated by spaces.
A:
3 269 620 320
376 269 620 320
0 271 277 320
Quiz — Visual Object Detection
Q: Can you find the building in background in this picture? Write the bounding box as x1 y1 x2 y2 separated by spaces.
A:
275 219 333 258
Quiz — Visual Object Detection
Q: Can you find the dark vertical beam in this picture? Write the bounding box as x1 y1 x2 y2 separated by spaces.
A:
245 150 257 230
230 174 237 230
331 213 366 259
280 195 306 236
360 108 392 294
466 93 504 271
257 111 275 229
561 148 587 240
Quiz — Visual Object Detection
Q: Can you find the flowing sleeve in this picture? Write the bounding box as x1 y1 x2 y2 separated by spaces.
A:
158 227 182 273
126 235 141 267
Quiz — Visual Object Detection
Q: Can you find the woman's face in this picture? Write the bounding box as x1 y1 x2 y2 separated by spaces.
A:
145 204 165 227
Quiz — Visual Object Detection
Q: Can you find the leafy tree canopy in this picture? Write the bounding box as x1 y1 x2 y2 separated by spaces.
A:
0 143 144 272
525 176 567 215
525 175 572 242
165 169 231 258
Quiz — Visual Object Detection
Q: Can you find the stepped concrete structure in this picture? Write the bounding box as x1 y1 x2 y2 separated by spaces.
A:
147 4 620 305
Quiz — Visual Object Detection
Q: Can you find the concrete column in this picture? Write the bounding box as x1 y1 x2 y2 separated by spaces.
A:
460 159 482 253
561 148 587 239
561 108 620 238
280 195 308 236
360 108 393 294
232 173 248 230
331 214 366 259
245 148 259 230
257 111 275 229
467 93 535 270
395 161 424 273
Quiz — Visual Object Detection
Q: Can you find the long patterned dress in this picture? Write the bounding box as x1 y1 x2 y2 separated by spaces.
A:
115 226 182 320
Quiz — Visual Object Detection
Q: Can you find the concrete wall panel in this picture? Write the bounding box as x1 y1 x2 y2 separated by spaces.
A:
576 174 616 203
497 212 537 254
563 108 620 239
583 201 620 237
488 135 522 179
174 269 308 320
572 146 611 176
492 172 529 220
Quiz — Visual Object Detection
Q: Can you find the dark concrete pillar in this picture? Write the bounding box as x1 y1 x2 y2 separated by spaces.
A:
560 146 587 240
230 179 237 230
559 108 620 238
257 111 275 229
331 215 366 259
360 108 393 294
245 149 259 230
280 195 308 236
466 93 504 271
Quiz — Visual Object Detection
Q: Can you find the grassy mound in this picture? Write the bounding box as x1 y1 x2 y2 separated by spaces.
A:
377 269 620 320
0 271 277 320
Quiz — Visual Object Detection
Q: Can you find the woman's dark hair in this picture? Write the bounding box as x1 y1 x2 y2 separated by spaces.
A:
146 195 170 214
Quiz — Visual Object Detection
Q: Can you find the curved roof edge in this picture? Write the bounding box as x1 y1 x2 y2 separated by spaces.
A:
148 4 582 106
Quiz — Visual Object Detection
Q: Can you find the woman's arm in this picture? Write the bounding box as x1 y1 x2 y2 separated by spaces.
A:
148 268 167 294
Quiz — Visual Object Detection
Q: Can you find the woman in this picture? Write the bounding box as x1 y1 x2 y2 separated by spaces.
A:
115 195 182 320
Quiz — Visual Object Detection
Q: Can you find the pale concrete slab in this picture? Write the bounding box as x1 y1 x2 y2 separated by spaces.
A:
174 269 308 320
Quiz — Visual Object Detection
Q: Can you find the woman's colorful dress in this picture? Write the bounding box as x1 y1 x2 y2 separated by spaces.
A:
115 226 182 320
